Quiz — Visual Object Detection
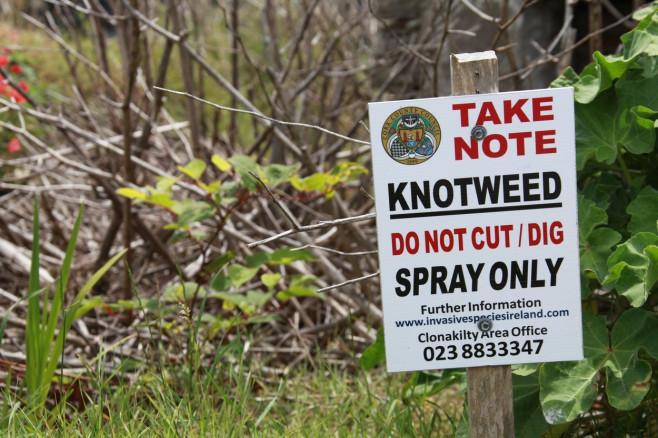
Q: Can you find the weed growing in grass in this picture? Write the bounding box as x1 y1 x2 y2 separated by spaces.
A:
0 197 126 425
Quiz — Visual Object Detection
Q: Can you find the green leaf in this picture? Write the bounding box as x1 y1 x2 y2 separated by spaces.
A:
163 282 205 302
229 155 260 191
246 248 314 268
116 187 147 201
204 252 235 273
603 232 658 306
513 373 550 438
227 265 260 288
580 228 622 283
209 272 231 291
574 91 620 169
269 248 315 265
605 308 658 409
359 328 386 370
261 273 281 289
261 163 301 187
627 186 658 234
402 370 464 401
178 159 206 180
211 154 232 172
578 196 621 282
171 199 216 226
539 312 608 424
276 286 321 301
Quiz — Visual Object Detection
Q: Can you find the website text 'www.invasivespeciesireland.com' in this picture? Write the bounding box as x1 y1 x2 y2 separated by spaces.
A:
393 300 571 362
394 308 570 328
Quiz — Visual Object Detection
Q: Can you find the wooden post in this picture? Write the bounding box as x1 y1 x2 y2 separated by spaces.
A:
450 51 515 438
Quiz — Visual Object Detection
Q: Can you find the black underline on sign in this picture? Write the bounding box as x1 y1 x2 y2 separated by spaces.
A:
389 202 563 220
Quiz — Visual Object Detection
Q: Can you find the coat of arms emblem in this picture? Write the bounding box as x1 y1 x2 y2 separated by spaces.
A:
381 107 440 165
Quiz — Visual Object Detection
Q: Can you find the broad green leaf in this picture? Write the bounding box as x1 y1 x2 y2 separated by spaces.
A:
606 358 652 410
539 312 608 424
580 173 622 211
178 159 206 180
227 265 260 288
580 227 621 283
229 155 260 191
171 199 216 226
359 328 385 370
627 186 658 234
261 273 281 289
605 308 658 409
578 196 621 282
622 10 658 57
117 187 147 201
261 163 301 187
604 232 658 306
513 373 550 438
211 154 232 172
574 91 619 169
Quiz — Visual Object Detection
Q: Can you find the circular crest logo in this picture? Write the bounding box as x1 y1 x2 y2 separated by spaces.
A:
381 107 441 165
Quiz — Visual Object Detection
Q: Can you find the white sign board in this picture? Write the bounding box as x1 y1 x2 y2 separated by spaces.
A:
369 88 583 372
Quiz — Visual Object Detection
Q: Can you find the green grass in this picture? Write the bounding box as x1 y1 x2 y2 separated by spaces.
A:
0 353 465 437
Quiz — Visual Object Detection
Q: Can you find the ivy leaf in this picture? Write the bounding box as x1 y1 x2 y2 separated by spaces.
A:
178 159 206 180
276 286 321 301
359 327 385 370
261 163 301 187
227 265 260 288
603 232 658 307
627 186 658 234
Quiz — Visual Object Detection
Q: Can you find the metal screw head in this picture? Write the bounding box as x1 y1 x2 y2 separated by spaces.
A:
471 125 487 141
477 318 493 332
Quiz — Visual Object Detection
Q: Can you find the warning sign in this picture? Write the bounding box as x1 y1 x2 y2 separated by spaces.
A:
369 88 583 372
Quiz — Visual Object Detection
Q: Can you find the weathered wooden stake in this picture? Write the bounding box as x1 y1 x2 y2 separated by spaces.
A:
450 51 515 438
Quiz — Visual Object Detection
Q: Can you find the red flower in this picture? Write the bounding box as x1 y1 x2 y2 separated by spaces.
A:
0 83 7 96
1 47 10 54
9 87 26 103
0 55 8 68
7 138 21 154
18 81 28 91
10 64 22 74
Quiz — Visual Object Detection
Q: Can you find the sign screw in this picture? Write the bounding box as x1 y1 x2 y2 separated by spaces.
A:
477 318 493 332
471 125 487 141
